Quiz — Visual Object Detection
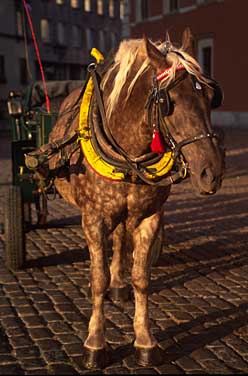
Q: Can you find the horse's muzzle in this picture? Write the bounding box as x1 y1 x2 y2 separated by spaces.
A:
198 165 223 195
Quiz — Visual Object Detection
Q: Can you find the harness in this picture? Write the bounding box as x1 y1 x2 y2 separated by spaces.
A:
25 48 223 189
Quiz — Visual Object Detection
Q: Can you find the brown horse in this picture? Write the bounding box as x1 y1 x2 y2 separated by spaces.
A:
48 28 225 368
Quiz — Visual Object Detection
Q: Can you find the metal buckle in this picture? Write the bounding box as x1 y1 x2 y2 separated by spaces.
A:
181 160 188 179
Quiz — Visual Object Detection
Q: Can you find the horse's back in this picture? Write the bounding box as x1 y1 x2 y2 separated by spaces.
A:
49 86 83 142
48 87 84 208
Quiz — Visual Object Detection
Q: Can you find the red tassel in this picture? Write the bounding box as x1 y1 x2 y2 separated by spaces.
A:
150 130 165 154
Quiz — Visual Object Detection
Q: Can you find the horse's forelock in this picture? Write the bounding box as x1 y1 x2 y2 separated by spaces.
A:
101 39 149 120
101 39 209 120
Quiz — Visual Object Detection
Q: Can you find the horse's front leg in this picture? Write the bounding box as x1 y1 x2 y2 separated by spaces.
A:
132 212 164 366
82 213 110 369
109 223 130 302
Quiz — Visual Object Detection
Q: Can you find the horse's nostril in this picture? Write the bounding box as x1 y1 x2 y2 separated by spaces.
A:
201 167 216 185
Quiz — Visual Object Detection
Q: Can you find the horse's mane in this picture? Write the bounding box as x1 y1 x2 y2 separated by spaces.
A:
101 38 210 120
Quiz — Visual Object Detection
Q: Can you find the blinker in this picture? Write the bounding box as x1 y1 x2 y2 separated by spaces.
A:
210 81 224 109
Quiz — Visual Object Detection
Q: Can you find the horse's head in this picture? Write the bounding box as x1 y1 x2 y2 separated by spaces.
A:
144 29 225 195
101 29 225 195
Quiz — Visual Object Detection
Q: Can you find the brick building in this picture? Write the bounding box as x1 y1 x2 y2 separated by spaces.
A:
129 0 247 127
0 0 124 123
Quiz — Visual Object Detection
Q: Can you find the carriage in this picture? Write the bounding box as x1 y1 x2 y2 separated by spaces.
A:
5 79 83 270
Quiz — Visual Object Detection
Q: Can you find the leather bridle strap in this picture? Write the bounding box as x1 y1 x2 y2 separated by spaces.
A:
172 132 219 159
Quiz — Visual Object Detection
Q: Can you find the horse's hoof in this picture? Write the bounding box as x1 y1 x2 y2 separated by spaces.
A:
135 346 164 367
82 346 110 369
108 286 131 302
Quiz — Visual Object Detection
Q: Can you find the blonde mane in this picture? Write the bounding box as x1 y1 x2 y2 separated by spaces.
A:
101 38 209 120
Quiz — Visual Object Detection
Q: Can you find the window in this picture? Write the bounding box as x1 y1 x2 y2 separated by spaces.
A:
71 0 80 8
84 0 91 11
141 0 149 19
120 0 125 20
41 19 50 43
72 25 81 47
99 30 105 52
198 38 213 77
0 56 6 82
110 32 117 48
109 0 114 17
20 58 28 85
70 64 83 80
57 22 65 45
136 0 149 21
202 46 212 76
16 11 23 36
97 0 104 15
197 0 211 4
169 0 179 12
163 0 180 14
86 28 93 51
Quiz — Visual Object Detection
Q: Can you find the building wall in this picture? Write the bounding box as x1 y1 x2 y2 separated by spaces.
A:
129 0 248 126
0 0 122 120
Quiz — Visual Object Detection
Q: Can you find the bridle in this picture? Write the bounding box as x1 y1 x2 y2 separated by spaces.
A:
146 65 220 161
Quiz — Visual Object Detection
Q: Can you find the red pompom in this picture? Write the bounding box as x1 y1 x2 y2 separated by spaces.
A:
150 130 165 154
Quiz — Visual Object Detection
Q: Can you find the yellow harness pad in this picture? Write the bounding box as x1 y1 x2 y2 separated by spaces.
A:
78 48 174 182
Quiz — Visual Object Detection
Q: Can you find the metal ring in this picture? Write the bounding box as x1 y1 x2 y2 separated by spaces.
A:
87 63 96 73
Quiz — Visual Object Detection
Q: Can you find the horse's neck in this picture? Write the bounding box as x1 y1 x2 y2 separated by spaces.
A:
106 70 153 158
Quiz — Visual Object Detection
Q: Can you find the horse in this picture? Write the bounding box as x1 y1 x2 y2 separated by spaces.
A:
48 28 225 368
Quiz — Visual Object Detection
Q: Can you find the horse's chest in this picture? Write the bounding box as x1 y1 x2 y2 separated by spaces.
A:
127 186 170 216
73 171 170 221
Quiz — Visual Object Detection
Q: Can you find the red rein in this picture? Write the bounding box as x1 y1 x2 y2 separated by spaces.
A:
22 0 51 113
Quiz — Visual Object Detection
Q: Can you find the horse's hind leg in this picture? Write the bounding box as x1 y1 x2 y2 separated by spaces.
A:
109 223 130 302
82 214 110 369
131 213 164 366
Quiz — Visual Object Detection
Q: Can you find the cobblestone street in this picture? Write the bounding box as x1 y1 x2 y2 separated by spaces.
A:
0 128 247 374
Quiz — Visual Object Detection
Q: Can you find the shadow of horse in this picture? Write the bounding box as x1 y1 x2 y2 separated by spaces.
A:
151 235 248 294
25 247 89 268
110 303 247 369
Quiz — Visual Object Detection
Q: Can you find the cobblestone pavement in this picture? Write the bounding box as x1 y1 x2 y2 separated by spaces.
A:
0 128 247 374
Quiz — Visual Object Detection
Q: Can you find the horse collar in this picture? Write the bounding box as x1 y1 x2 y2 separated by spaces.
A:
77 68 175 185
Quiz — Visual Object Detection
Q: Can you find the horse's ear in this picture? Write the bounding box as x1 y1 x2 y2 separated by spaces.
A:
181 27 195 56
143 37 168 69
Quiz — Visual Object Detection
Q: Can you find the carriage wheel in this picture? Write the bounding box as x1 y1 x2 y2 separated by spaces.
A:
4 185 26 271
150 226 163 266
